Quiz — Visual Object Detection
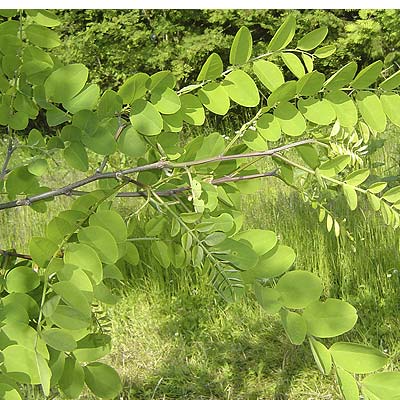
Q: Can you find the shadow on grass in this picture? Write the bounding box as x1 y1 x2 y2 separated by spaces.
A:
115 290 318 400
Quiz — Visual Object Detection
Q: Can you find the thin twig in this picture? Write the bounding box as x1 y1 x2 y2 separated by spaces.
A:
0 138 313 210
0 249 32 260
0 138 16 180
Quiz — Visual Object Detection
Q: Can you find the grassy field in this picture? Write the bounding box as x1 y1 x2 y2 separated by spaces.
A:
0 128 399 399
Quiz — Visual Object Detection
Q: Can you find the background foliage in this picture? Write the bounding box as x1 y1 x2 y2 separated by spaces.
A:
55 9 400 90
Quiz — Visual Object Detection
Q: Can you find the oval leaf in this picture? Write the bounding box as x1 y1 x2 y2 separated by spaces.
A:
297 27 328 51
276 270 323 309
330 342 388 374
303 298 358 338
230 26 252 65
222 70 260 107
253 60 284 92
268 14 296 51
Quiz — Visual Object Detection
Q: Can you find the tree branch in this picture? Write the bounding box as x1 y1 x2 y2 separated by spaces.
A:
0 138 314 210
0 138 16 180
72 170 278 199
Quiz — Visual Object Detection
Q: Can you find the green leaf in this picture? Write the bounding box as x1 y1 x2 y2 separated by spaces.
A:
267 81 297 107
163 111 183 133
303 298 358 338
380 92 400 127
35 352 51 396
27 10 60 27
198 82 230 115
41 328 77 352
59 357 84 399
6 267 40 293
63 84 100 114
97 90 123 118
336 367 360 400
212 238 259 271
0 322 48 359
253 60 284 92
330 342 388 374
379 70 400 90
130 99 163 136
118 126 147 158
367 192 381 211
82 127 117 156
280 309 307 345
78 226 119 264
230 26 252 65
242 129 266 151
180 94 205 125
297 27 328 50
0 10 18 18
51 305 91 330
268 14 296 51
309 337 332 375
382 185 400 203
151 87 181 114
117 72 149 104
63 142 89 172
2 345 41 384
2 293 39 319
296 71 325 96
25 24 60 48
318 155 351 177
280 53 305 79
352 60 383 89
28 159 48 177
222 70 260 107
46 107 70 127
254 284 282 314
298 98 336 125
151 241 171 268
93 282 120 305
44 64 88 103
276 270 323 309
368 181 387 194
302 53 313 72
0 383 21 400
324 62 358 91
234 229 277 256
325 90 358 128
196 213 234 233
57 265 93 297
147 71 176 92
297 144 320 169
5 166 38 199
343 184 358 211
197 53 223 81
29 236 58 268
356 91 387 133
84 362 122 399
314 45 336 58
362 372 400 400
241 245 296 282
256 113 281 141
274 102 306 136
52 281 91 317
74 333 111 362
90 210 127 243
345 169 370 186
